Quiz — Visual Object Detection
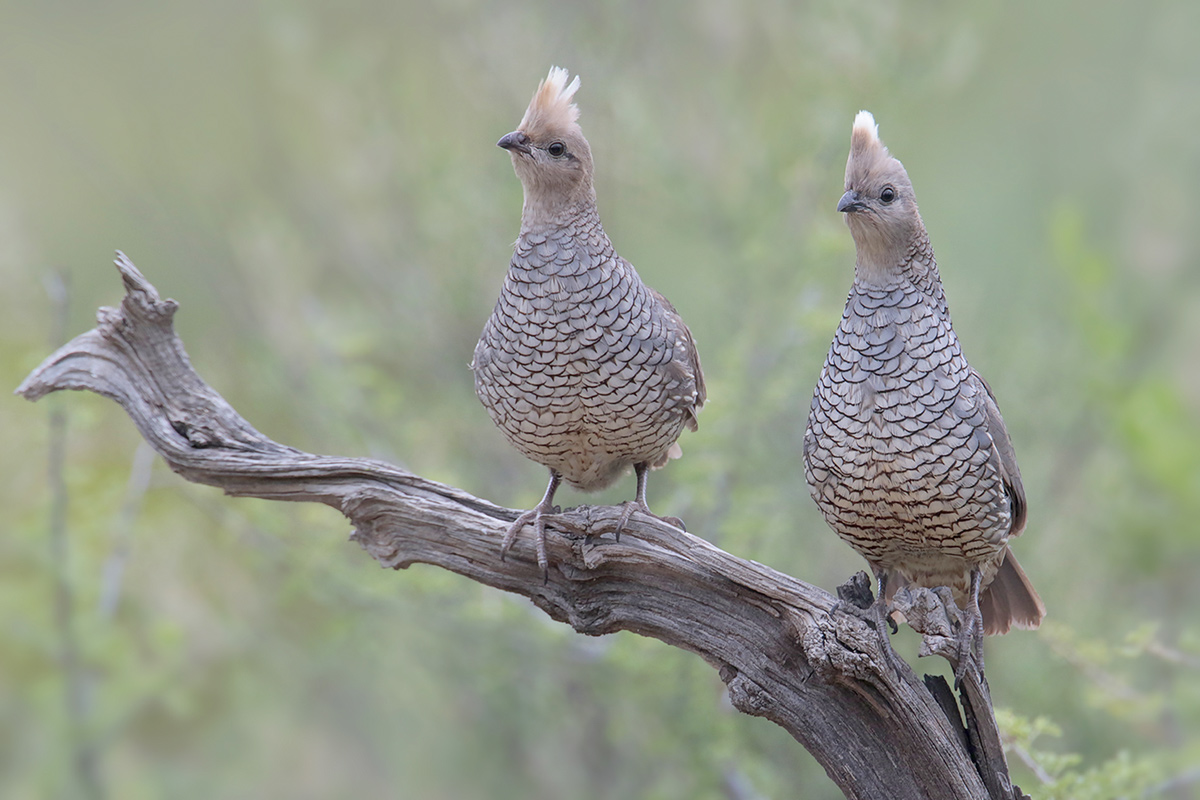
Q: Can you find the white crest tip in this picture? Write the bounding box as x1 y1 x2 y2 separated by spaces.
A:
853 110 879 143
545 65 581 98
519 66 582 135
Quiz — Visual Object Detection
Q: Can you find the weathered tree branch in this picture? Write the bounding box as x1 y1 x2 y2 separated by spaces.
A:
17 252 1028 800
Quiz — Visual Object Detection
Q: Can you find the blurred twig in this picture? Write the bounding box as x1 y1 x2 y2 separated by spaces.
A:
721 764 768 800
1143 766 1200 798
1041 622 1145 706
1006 741 1056 786
1144 639 1200 671
98 441 155 620
44 270 105 800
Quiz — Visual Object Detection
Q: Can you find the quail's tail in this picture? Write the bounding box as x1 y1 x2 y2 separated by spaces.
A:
980 548 1046 635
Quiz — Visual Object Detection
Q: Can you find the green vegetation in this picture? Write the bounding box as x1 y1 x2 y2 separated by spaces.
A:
2 2 1197 798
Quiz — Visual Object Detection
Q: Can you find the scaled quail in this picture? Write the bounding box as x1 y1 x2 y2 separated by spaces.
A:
472 67 706 575
803 111 1045 679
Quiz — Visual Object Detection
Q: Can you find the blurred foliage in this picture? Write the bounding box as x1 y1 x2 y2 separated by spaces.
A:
997 624 1200 799
2 1 1198 798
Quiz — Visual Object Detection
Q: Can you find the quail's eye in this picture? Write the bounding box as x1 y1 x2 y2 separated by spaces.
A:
547 141 567 157
880 186 896 204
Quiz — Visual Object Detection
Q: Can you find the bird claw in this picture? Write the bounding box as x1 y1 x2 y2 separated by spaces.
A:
613 501 637 541
499 502 590 583
659 515 686 532
613 501 686 541
952 609 985 689
499 507 551 581
951 572 986 689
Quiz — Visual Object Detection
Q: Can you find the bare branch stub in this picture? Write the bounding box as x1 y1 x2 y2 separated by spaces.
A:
17 252 1025 800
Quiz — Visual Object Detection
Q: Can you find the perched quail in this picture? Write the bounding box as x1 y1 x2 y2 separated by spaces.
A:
472 67 705 575
804 111 1044 679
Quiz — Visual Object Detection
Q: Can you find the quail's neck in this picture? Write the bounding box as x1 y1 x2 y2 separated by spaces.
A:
853 224 950 322
851 221 928 286
519 190 601 237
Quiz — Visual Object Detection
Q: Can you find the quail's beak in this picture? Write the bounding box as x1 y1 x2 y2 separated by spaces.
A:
497 130 531 155
837 190 865 214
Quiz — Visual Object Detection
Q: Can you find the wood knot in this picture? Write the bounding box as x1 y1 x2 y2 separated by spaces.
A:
724 671 773 717
836 570 876 610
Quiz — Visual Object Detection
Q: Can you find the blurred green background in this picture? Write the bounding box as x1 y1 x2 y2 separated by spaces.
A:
3 1 1198 798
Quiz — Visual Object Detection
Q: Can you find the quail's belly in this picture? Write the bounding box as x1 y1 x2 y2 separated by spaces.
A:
804 280 1012 594
473 220 693 491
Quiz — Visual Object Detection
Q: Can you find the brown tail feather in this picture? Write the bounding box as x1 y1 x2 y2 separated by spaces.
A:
980 548 1045 635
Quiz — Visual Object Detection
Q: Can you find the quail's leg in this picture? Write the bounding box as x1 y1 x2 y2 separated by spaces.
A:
614 462 685 539
500 470 562 579
954 568 986 687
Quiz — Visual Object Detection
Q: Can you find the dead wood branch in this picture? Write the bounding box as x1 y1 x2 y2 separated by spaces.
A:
17 252 1028 800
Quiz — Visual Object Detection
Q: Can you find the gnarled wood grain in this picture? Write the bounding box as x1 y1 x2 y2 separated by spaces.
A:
17 252 1027 800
